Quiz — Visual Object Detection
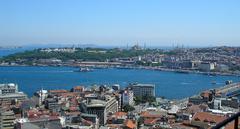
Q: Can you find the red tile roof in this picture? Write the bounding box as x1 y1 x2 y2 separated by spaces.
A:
192 112 226 123
144 118 158 125
201 91 211 98
193 112 240 129
186 104 208 114
73 86 84 90
125 119 136 129
140 111 162 118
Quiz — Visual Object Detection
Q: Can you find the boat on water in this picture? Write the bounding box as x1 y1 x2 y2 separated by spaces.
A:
225 80 233 85
203 72 217 76
211 81 217 84
74 67 93 72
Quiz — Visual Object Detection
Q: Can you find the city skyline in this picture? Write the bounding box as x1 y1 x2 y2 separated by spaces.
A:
0 0 240 47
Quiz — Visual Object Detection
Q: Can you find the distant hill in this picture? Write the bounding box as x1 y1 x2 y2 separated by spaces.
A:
0 47 157 63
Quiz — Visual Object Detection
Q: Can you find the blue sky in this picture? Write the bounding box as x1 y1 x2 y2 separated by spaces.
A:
0 0 239 47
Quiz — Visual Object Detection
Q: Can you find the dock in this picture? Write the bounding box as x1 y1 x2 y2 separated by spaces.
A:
174 82 240 108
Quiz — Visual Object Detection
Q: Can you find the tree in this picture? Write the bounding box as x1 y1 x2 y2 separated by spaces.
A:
123 104 135 112
142 95 156 104
134 95 156 104
134 96 142 105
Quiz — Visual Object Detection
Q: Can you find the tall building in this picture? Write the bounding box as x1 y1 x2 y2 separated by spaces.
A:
122 90 134 106
0 83 27 105
129 83 155 97
45 98 61 112
33 89 48 106
80 96 118 125
0 110 15 129
0 93 27 105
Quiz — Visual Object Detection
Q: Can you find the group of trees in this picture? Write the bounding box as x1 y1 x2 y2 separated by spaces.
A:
122 104 135 112
134 95 156 105
0 48 158 63
122 95 156 112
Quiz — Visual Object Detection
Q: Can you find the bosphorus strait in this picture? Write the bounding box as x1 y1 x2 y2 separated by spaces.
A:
0 66 239 99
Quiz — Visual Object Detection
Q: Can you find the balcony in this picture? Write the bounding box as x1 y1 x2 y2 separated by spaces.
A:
211 112 240 129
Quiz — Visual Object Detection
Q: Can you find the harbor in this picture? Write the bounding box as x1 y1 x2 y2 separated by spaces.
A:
0 66 239 99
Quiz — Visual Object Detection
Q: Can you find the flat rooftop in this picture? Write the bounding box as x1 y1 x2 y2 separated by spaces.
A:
0 93 27 98
132 83 155 87
86 99 106 107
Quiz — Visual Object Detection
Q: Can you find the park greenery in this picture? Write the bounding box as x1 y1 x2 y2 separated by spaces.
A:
0 47 164 63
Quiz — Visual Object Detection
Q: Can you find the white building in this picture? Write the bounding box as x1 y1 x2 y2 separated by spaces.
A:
82 96 118 125
213 98 222 110
33 89 48 105
122 90 134 106
0 83 18 95
0 83 27 105
199 62 215 71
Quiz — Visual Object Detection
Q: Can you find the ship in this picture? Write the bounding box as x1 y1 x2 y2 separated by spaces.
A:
74 67 93 72
225 80 233 85
211 81 217 84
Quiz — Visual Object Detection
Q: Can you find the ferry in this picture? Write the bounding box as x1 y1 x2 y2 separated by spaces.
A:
74 67 93 72
225 80 233 85
211 81 217 84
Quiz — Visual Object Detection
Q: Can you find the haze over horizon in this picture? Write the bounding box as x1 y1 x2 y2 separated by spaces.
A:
0 0 240 47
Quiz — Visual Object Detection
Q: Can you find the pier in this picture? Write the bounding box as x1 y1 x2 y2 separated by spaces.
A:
175 82 240 108
216 82 240 95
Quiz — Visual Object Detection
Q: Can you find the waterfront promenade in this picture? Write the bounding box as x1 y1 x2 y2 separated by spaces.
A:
175 82 240 108
216 82 240 94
